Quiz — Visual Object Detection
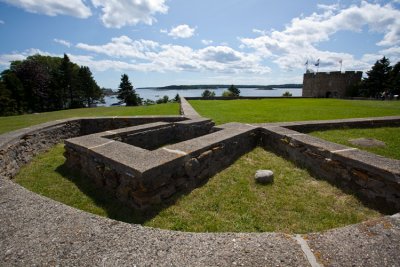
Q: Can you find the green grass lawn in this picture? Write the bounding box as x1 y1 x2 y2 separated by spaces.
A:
189 99 400 125
0 103 179 134
6 98 395 233
15 144 149 223
310 127 400 160
15 145 382 233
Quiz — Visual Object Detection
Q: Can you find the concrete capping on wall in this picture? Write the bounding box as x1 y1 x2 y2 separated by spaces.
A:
277 116 400 132
64 120 257 210
0 116 186 180
179 97 202 118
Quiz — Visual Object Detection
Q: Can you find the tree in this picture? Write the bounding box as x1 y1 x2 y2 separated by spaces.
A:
0 80 17 115
156 95 169 104
1 69 25 112
363 56 392 97
14 56 52 112
77 66 103 107
0 54 100 115
174 93 180 102
227 84 240 97
389 61 400 95
59 54 74 108
201 89 216 98
222 90 234 97
117 74 141 106
282 91 292 97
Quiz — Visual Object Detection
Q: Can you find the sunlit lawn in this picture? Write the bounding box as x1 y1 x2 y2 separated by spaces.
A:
189 99 400 125
310 127 400 160
0 103 179 134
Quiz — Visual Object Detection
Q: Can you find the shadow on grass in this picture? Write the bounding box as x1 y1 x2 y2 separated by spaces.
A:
55 163 192 224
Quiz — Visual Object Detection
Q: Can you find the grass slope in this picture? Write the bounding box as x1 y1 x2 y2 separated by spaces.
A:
189 99 400 125
310 127 400 160
0 103 179 134
15 145 382 233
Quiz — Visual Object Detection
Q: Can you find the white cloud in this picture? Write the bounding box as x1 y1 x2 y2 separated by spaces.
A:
1 0 169 28
0 0 91 18
240 1 400 72
91 0 168 28
317 3 339 12
164 24 196 39
54 38 71 47
76 35 159 59
74 36 270 74
199 46 241 63
201 39 213 45
252 29 267 35
0 48 55 67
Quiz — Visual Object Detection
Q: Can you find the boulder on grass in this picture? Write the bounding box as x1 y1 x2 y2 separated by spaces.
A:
255 170 274 184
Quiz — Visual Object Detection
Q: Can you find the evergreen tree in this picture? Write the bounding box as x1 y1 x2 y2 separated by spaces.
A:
228 84 240 97
59 54 74 108
117 74 141 106
363 56 392 97
77 66 103 107
389 61 400 95
174 93 180 102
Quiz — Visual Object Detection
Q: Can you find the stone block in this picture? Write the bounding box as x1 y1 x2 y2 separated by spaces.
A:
255 170 274 184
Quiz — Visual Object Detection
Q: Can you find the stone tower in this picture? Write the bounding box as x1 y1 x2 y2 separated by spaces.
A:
302 71 362 98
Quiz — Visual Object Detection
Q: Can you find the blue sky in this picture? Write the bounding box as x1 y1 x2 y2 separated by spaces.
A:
1 0 400 88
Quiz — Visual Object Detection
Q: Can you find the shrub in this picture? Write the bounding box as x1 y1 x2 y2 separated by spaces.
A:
201 89 216 98
156 95 169 104
222 90 234 97
282 91 292 97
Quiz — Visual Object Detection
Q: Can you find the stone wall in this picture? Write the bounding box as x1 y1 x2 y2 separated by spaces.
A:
260 125 400 212
0 116 186 180
64 122 258 210
107 119 216 150
0 120 81 179
1 113 399 213
79 116 185 135
302 71 362 98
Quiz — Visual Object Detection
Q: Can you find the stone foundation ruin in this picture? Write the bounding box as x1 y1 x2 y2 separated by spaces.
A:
64 116 400 212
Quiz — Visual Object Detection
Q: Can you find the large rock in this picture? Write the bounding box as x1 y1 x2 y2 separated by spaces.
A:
255 170 274 184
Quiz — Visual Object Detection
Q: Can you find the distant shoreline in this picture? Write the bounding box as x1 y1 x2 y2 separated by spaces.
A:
137 84 302 90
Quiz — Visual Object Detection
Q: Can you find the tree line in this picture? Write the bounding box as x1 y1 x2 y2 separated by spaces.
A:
349 57 400 98
0 54 103 115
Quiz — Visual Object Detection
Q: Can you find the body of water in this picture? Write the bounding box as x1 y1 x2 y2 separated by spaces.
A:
101 88 302 106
